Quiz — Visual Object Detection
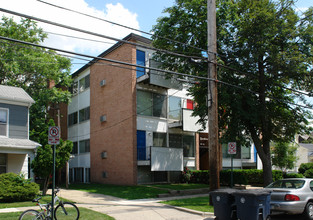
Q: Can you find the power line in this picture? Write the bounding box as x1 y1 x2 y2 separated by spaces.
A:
0 36 208 80
3 5 307 100
1 36 312 111
36 0 215 56
0 7 206 62
45 31 115 45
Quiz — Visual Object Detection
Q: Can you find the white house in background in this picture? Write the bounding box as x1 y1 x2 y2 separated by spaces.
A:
221 142 259 170
0 85 40 179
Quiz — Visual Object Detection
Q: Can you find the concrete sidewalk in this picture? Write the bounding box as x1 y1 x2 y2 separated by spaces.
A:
57 189 214 220
0 189 215 220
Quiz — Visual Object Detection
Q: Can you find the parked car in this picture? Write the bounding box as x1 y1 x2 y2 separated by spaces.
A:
265 178 313 219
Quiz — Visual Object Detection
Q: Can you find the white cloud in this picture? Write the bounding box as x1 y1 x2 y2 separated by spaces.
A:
1 0 140 55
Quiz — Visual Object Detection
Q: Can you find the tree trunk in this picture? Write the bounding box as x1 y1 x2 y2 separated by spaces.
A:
247 123 273 186
42 176 50 196
262 151 273 186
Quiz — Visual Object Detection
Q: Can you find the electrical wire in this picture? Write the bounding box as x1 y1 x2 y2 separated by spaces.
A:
3 5 308 99
0 7 207 62
0 36 209 81
1 35 312 111
45 31 115 45
36 0 215 56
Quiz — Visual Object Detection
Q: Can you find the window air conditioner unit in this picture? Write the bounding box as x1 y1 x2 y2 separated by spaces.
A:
100 115 106 122
101 151 107 159
100 79 106 87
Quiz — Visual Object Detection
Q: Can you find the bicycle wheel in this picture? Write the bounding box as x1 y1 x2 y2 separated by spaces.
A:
54 202 80 220
19 209 43 220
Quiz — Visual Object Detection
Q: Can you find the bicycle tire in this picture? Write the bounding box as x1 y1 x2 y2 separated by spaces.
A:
54 202 80 220
19 209 43 220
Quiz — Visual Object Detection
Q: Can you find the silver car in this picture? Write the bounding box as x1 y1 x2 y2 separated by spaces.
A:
266 178 313 219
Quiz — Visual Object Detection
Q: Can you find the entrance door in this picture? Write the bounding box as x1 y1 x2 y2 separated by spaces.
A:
137 130 146 160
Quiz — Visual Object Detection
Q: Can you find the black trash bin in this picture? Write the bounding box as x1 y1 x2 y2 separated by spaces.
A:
210 189 237 220
233 189 271 220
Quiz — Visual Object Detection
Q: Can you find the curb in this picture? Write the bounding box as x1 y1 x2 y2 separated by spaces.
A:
163 204 215 219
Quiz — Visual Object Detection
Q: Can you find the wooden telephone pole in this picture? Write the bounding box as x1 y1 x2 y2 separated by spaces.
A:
207 0 220 191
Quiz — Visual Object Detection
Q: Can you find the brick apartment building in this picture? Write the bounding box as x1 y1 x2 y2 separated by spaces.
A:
67 33 257 185
67 33 212 185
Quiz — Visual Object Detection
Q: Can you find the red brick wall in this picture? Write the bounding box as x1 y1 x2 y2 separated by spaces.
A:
89 42 137 185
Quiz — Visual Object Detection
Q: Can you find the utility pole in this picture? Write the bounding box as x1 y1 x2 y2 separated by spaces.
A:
207 0 220 191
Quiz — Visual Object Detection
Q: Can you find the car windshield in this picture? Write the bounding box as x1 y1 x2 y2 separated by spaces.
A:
266 180 305 189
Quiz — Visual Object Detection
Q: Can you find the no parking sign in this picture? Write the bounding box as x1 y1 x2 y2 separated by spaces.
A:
48 126 60 145
228 142 236 155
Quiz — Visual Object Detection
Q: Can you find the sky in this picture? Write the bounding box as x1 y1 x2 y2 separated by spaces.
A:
0 0 312 73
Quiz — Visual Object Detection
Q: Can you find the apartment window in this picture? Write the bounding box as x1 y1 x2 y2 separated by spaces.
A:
74 167 84 182
169 134 182 148
183 135 195 157
169 134 195 157
241 146 251 159
153 132 167 147
137 90 152 116
0 154 6 174
136 50 145 78
79 107 90 123
79 74 90 92
0 109 8 137
69 81 78 95
68 112 78 126
169 96 181 120
85 168 90 183
137 90 167 118
79 139 90 154
153 93 167 118
72 141 78 155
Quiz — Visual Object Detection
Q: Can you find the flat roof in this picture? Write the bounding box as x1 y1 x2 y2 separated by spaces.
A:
72 33 151 78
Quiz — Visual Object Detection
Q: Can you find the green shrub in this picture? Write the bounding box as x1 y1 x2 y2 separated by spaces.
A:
272 170 283 181
299 163 313 174
190 170 209 184
181 167 192 183
283 173 304 178
182 169 283 186
220 170 248 185
304 169 313 178
0 173 39 202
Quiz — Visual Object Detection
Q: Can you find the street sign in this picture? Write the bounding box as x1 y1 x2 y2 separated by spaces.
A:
48 126 60 145
228 142 236 155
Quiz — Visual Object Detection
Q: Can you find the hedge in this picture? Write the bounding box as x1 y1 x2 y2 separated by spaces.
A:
0 173 39 202
182 169 283 186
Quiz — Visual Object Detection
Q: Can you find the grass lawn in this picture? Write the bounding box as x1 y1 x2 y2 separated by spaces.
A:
146 183 209 191
0 207 114 220
0 195 74 209
161 196 214 213
69 183 169 200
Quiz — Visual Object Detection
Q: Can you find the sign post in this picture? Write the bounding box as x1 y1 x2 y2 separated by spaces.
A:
228 142 236 188
48 126 60 220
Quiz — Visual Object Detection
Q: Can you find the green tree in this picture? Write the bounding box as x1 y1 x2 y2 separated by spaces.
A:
272 142 298 172
0 17 73 189
31 120 73 195
0 16 72 141
152 0 313 185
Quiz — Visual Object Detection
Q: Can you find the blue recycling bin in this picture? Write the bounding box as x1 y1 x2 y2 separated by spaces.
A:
233 189 271 220
210 189 237 220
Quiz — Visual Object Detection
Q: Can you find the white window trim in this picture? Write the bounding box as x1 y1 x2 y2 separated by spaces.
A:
0 108 9 137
